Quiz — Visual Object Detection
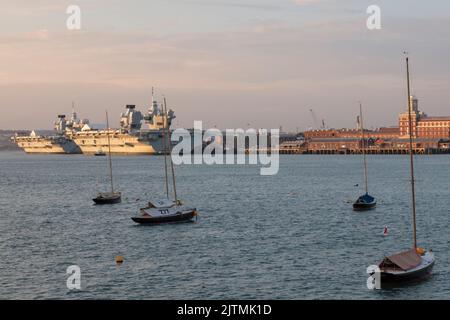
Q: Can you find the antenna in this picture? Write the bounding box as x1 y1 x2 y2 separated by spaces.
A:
152 86 154 104
71 101 77 121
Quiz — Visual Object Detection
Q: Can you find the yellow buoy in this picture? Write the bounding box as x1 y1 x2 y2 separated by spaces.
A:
115 256 124 264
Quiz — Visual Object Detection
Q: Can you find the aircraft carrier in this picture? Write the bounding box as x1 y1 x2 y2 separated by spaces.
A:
13 95 174 155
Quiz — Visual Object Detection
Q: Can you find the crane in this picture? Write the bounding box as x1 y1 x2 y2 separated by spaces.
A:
309 109 326 130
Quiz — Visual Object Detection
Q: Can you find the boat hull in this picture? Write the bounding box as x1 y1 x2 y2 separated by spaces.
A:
381 260 434 285
131 211 196 224
15 137 82 154
379 251 435 287
353 201 377 211
93 194 122 205
72 131 165 155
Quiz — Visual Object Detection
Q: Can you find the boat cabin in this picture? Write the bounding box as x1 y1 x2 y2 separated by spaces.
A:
379 249 421 271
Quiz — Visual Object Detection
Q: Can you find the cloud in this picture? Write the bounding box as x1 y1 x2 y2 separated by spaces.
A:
0 1 64 16
27 29 50 40
178 0 284 10
1 5 450 130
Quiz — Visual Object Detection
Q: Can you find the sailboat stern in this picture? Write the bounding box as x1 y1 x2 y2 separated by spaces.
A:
132 205 197 224
93 192 122 204
353 194 376 211
378 249 435 285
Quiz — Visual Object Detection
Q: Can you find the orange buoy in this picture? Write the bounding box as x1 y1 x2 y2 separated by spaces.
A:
416 247 426 255
115 256 124 264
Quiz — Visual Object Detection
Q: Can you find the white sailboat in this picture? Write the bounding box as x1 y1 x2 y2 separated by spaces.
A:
132 96 197 224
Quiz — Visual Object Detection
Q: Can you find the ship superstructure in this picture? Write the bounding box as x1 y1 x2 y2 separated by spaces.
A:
70 94 175 155
143 90 175 131
13 103 88 154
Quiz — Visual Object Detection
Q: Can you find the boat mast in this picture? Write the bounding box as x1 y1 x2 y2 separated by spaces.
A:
106 111 114 194
359 102 369 194
405 54 417 249
157 89 170 199
163 97 178 203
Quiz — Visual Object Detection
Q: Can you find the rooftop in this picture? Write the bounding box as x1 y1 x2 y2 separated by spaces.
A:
420 116 450 121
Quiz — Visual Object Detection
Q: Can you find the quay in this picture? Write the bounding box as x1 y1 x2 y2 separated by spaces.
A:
267 95 450 155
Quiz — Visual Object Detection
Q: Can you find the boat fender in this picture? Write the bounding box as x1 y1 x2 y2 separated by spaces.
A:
416 247 426 256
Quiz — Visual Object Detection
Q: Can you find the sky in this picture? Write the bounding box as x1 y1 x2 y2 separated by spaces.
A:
0 0 450 131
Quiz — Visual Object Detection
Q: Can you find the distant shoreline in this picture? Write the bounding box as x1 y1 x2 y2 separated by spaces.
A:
2 150 449 156
0 147 21 152
0 131 19 151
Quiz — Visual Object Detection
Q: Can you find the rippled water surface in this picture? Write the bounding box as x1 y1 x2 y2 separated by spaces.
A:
0 151 449 299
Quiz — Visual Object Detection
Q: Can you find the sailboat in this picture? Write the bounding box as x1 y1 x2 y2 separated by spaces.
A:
353 103 377 211
93 111 122 204
374 55 435 285
94 149 106 157
131 96 197 224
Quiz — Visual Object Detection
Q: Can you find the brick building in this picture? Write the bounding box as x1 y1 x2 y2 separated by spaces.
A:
301 97 450 153
307 138 361 152
303 127 399 140
399 96 450 139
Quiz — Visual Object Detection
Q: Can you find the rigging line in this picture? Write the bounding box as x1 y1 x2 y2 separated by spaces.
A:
163 97 178 203
359 102 369 194
406 55 418 249
160 97 170 199
106 110 114 194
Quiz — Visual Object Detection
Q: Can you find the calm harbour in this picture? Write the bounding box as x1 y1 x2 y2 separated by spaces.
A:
0 152 449 299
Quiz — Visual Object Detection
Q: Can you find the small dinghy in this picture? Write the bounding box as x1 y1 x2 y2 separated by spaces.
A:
353 193 376 211
93 192 122 204
132 200 197 224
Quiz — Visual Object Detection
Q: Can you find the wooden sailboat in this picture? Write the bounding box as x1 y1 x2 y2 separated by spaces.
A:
93 111 122 204
374 55 435 285
132 96 197 224
353 103 376 211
